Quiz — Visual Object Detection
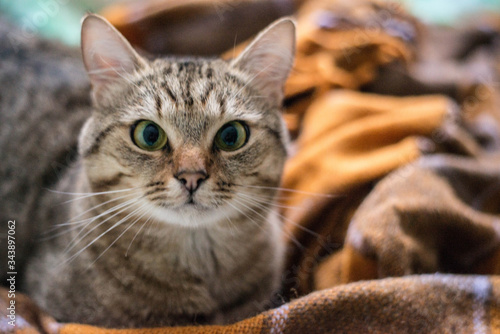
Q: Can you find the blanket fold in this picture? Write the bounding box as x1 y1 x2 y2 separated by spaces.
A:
315 154 500 290
4 274 500 333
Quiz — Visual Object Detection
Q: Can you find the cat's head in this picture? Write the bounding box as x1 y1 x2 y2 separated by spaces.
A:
78 14 295 227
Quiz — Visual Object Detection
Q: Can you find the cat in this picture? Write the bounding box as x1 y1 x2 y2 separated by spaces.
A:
7 14 296 328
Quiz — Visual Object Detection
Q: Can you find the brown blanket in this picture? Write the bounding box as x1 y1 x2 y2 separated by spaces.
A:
3 0 500 333
3 274 500 333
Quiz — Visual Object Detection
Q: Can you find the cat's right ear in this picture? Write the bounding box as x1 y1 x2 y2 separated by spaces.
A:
231 17 296 103
81 14 146 102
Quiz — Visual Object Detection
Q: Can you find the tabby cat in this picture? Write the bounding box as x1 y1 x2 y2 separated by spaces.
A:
12 14 295 328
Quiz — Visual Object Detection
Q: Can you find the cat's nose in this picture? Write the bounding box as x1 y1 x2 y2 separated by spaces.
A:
175 170 208 194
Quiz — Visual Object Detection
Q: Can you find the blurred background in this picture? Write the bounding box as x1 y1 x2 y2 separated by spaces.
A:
1 0 500 47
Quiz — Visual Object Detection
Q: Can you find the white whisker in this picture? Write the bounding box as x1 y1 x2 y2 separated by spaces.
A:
230 197 306 250
47 185 142 200
234 183 339 198
87 203 150 267
234 192 321 239
62 200 144 266
46 191 142 233
224 200 266 236
64 197 141 254
235 191 301 210
218 203 239 236
43 199 137 242
126 211 154 257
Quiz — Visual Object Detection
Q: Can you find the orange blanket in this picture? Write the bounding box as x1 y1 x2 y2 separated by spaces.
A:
4 274 500 333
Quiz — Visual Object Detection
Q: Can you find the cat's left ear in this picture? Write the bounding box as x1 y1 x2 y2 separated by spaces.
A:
231 17 296 103
81 14 146 103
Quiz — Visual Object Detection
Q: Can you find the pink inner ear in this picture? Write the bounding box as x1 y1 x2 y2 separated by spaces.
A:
81 15 140 90
232 19 295 101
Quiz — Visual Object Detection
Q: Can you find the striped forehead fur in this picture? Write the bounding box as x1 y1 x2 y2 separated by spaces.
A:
83 57 286 155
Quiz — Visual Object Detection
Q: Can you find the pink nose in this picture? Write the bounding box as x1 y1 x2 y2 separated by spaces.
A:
175 170 208 193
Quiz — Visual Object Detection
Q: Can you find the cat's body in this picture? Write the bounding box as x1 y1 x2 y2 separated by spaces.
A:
1 15 295 328
27 161 285 327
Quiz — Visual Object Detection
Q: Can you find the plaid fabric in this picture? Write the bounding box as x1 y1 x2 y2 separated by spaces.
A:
3 274 500 333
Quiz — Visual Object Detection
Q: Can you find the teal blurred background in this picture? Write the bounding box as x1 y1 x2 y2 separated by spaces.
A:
1 0 500 46
403 0 500 24
0 0 115 45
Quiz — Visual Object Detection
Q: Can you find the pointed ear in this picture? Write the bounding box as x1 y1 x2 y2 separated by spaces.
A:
81 14 146 101
231 17 296 103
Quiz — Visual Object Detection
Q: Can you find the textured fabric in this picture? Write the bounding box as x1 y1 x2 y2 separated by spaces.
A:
281 0 420 135
3 274 500 333
314 154 500 289
285 0 418 94
279 91 459 295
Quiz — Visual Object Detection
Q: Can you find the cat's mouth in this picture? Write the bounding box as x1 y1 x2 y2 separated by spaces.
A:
157 201 208 211
182 200 209 210
146 195 232 227
178 195 210 210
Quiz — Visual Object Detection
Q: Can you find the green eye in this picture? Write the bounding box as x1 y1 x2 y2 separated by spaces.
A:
131 120 167 151
214 121 249 151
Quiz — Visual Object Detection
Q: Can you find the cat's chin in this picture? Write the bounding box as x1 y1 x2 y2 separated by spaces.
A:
145 201 233 228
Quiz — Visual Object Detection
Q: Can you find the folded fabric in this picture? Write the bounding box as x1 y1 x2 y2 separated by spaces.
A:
4 274 500 333
285 0 418 95
280 90 469 295
315 153 500 289
282 0 420 134
4 274 500 334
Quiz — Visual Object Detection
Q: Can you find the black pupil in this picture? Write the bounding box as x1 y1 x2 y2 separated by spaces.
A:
221 125 238 146
143 124 159 146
